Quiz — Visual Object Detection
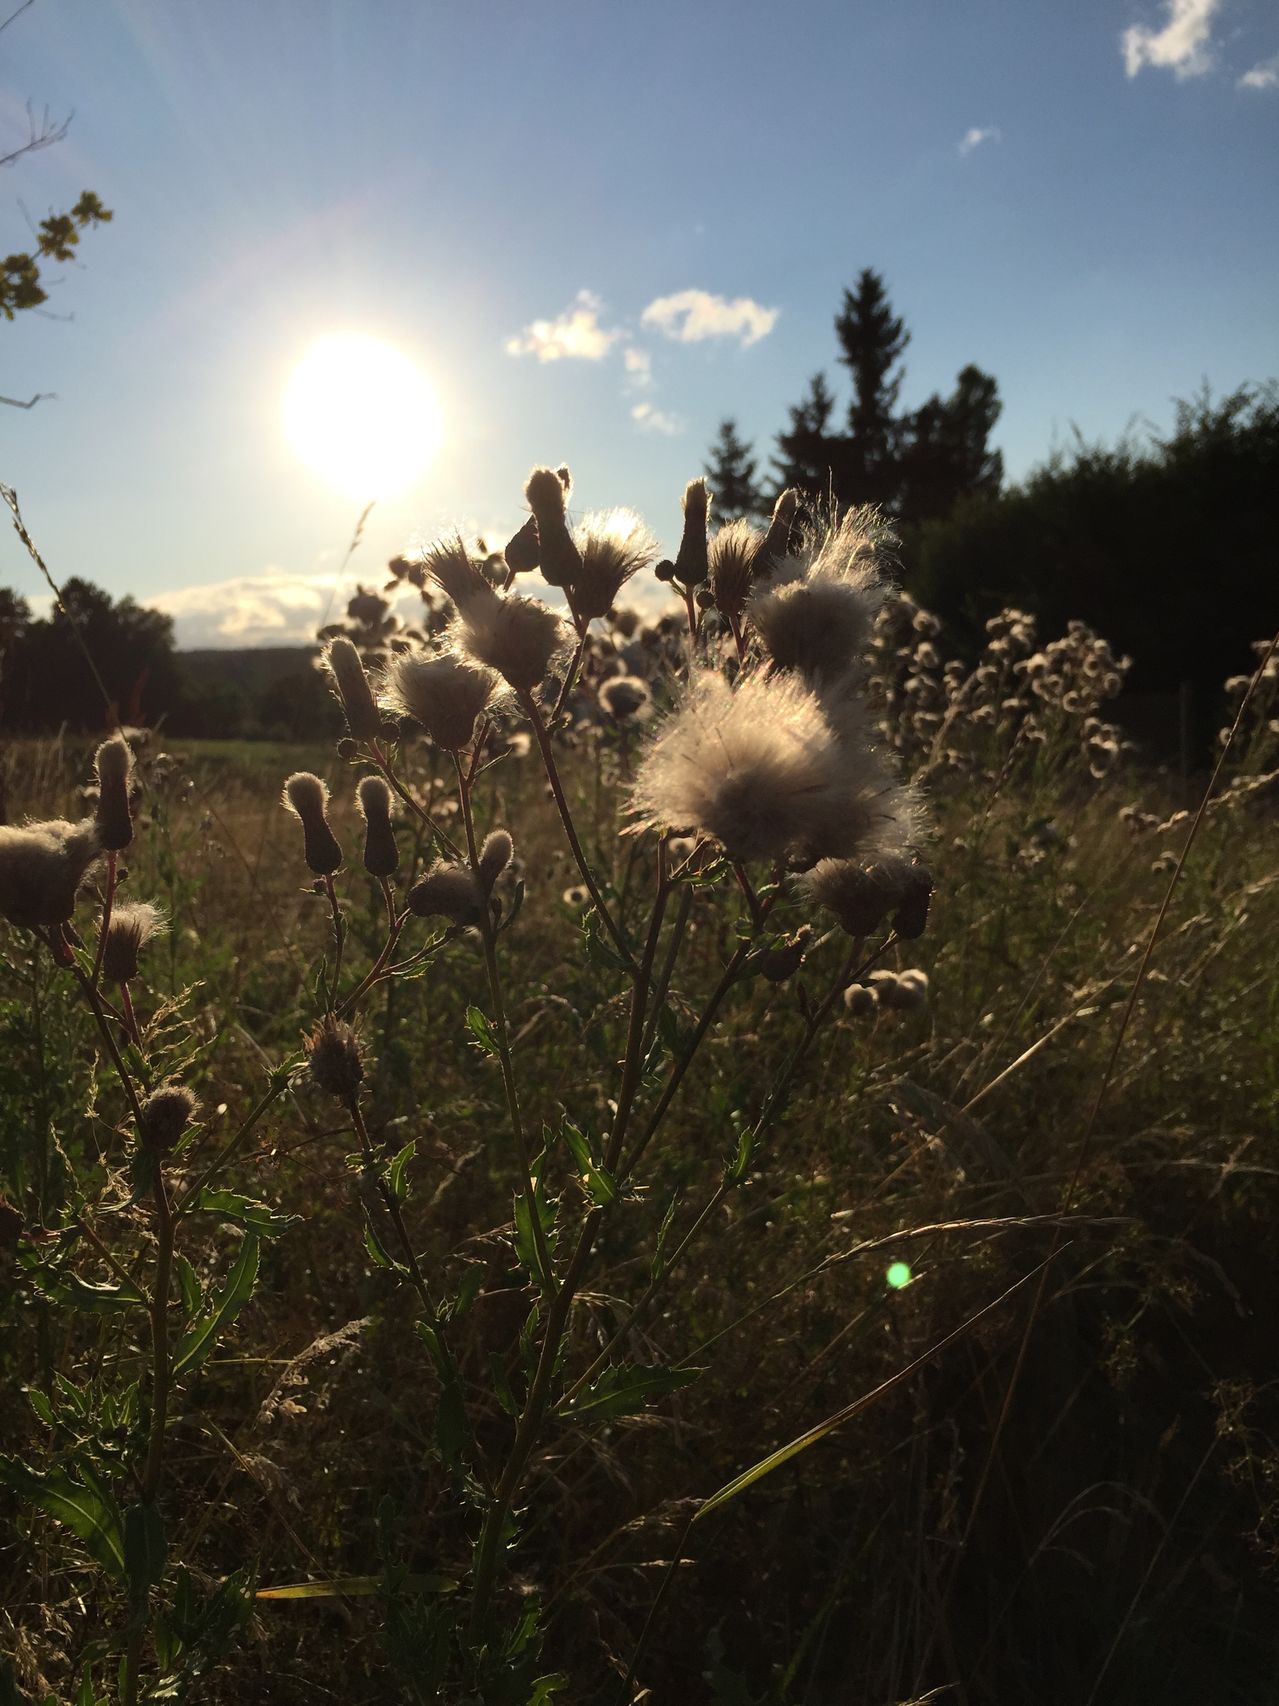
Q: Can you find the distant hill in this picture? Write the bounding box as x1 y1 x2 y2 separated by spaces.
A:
179 645 318 691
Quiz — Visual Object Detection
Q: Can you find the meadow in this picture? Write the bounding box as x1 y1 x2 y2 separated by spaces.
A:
1 480 1276 1706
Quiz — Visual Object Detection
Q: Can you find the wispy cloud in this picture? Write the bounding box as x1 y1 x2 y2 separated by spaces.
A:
958 125 1002 156
149 567 420 650
641 289 779 348
1238 52 1279 89
1121 0 1222 79
504 289 621 362
623 346 653 387
631 401 682 436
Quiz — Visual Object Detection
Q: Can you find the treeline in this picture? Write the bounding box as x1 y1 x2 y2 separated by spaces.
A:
0 579 337 740
709 269 1278 696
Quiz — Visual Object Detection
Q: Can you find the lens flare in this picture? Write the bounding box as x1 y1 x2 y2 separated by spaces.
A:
886 1261 913 1290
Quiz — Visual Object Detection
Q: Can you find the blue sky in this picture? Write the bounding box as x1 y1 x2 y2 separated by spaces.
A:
1 0 1276 646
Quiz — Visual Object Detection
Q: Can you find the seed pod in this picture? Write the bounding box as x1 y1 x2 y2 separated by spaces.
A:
101 900 166 984
478 829 514 895
407 861 484 926
305 1017 364 1104
525 466 582 590
324 638 383 743
94 736 135 851
356 775 398 878
282 773 343 875
139 1083 198 1152
674 478 710 586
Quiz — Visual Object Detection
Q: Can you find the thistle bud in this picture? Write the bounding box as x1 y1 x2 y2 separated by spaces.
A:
654 559 676 584
757 488 799 580
356 775 398 878
100 900 166 984
755 925 812 983
478 829 514 895
324 638 383 743
504 514 540 575
305 1017 364 1104
93 736 135 851
525 467 582 591
139 1083 198 1152
407 861 484 927
282 773 343 875
674 479 710 587
891 863 934 941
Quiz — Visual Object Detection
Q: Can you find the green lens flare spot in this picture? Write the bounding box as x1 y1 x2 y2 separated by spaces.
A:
886 1261 913 1290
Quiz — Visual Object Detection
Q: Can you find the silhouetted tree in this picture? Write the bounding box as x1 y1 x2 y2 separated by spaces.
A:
773 371 840 500
899 364 1004 523
704 418 764 522
834 268 910 507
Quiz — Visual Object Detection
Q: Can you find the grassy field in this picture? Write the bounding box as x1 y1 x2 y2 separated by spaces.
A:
1 575 1277 1704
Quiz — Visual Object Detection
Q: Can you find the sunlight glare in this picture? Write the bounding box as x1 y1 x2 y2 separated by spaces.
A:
283 333 442 501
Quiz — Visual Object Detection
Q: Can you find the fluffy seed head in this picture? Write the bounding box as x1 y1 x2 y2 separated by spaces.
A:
749 510 891 688
799 854 930 939
139 1083 198 1152
382 649 497 750
93 736 135 850
282 772 343 875
356 775 398 878
674 478 710 586
890 968 930 1011
101 900 167 984
423 535 498 615
0 818 102 929
572 510 658 622
454 592 567 693
843 982 879 1017
632 669 912 866
708 520 763 619
305 1018 364 1104
407 860 484 926
599 675 652 722
525 466 583 590
324 638 383 743
478 829 514 895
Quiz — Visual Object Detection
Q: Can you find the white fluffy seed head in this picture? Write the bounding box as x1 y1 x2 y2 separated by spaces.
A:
0 818 102 929
708 520 764 619
453 593 568 694
381 648 498 749
101 900 167 984
408 860 484 926
749 510 892 688
631 669 914 866
572 510 658 622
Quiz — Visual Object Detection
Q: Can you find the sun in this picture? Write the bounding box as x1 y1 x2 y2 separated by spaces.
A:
283 332 442 501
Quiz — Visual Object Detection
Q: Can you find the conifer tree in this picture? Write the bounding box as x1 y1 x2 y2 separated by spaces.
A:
834 268 909 507
773 372 839 499
704 418 765 521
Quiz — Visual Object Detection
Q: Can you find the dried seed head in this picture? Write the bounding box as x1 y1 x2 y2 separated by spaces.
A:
674 478 710 586
525 466 583 590
356 775 398 878
708 520 764 619
423 536 495 615
889 968 930 1011
749 510 891 689
799 854 927 939
305 1018 364 1104
381 649 498 750
504 513 540 575
139 1083 198 1152
572 510 658 622
478 829 514 894
598 675 652 722
842 982 879 1017
407 860 484 926
0 818 102 929
93 736 135 851
282 772 343 875
453 592 567 694
101 900 167 984
324 638 383 743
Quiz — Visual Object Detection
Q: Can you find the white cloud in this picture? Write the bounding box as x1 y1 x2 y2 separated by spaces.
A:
958 125 1002 155
623 346 653 387
151 566 424 650
640 288 779 348
631 401 682 436
504 289 621 362
1238 52 1279 88
1121 0 1222 79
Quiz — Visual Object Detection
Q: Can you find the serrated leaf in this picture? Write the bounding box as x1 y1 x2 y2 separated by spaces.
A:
172 1253 202 1324
465 1006 499 1055
26 1387 55 1429
513 1181 557 1291
186 1188 297 1239
386 1139 415 1202
559 1120 617 1206
557 1361 703 1423
172 1234 260 1379
0 1455 125 1578
581 910 631 974
42 1271 147 1314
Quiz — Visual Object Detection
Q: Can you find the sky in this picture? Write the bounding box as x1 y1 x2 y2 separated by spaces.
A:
1 0 1276 648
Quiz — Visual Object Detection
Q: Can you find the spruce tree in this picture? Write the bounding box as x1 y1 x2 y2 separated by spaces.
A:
834 268 910 508
704 419 765 522
772 372 839 500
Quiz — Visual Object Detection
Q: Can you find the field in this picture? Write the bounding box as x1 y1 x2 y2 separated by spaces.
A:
1 532 1277 1705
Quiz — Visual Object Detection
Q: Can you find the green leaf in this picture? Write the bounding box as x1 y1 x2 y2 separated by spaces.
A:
186 1188 298 1239
362 1212 401 1273
123 1501 167 1608
257 1573 455 1600
173 1253 202 1325
557 1362 703 1423
448 1263 485 1321
43 1271 147 1314
465 1006 499 1055
581 910 631 974
172 1234 260 1379
559 1120 617 1207
386 1139 416 1202
513 1181 557 1291
26 1387 55 1429
0 1455 125 1578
